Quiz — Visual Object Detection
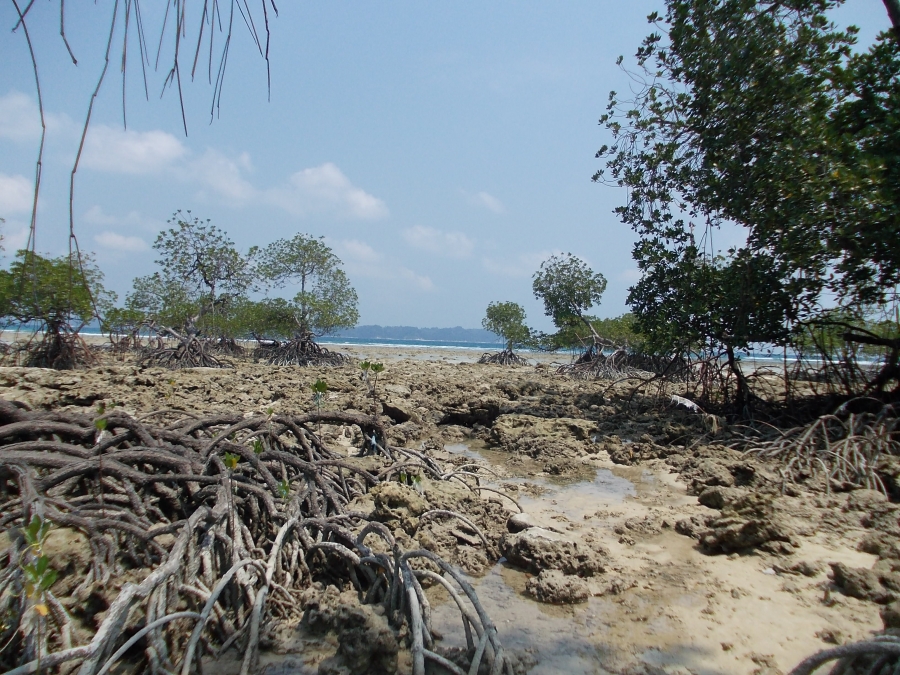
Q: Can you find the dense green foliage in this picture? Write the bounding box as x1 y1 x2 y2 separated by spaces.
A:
0 250 113 331
532 254 608 346
257 234 359 338
126 211 254 339
596 0 900 396
482 301 531 351
117 218 358 349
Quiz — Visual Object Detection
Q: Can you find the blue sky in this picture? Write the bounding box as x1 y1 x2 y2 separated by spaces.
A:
0 1 892 332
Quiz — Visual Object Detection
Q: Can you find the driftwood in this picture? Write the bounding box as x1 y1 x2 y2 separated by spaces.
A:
0 400 510 675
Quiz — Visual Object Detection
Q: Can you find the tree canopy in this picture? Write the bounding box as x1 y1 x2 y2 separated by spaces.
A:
595 0 900 397
0 250 113 331
257 234 359 338
127 211 254 338
482 301 530 351
532 254 608 347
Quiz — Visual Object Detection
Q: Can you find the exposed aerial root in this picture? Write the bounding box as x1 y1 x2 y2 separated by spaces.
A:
0 400 508 675
210 337 246 357
254 337 349 367
745 400 899 493
790 636 900 675
139 336 230 369
478 348 529 366
557 347 651 380
22 327 97 370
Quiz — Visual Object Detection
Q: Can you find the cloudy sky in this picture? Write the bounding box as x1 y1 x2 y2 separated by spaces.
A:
0 2 891 332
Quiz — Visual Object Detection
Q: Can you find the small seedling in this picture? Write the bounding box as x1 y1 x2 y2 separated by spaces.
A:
276 480 291 500
311 378 327 413
20 515 56 672
22 555 57 611
360 361 384 417
223 452 241 471
252 439 264 455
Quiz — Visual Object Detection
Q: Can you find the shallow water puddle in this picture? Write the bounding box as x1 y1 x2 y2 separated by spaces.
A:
445 442 637 522
428 563 613 675
431 443 642 672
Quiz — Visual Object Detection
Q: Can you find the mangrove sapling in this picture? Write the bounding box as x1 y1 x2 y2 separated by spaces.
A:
20 516 58 674
360 361 385 418
130 214 252 370
0 250 113 370
255 235 359 366
479 301 531 366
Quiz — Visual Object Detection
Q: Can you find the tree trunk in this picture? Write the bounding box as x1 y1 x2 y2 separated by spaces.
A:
725 345 750 414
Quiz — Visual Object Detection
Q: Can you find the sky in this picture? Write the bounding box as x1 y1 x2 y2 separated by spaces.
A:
0 1 892 333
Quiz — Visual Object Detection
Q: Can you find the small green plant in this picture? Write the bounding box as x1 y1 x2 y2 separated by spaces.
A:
223 452 241 471
360 361 384 417
164 378 176 400
20 516 57 674
276 480 291 500
252 438 264 455
311 378 327 413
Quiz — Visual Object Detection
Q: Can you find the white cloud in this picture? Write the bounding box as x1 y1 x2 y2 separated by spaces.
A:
0 91 73 142
340 238 383 264
0 91 41 142
187 149 256 202
82 125 186 174
402 225 473 258
482 249 562 278
398 268 434 291
267 163 388 220
83 205 165 235
466 191 505 214
334 238 433 291
93 231 150 252
0 173 33 215
0 219 30 254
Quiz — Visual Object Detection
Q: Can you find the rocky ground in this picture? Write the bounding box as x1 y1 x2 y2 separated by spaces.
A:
1 343 898 675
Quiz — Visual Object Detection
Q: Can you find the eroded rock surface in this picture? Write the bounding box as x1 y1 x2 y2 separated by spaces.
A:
525 569 590 604
500 527 607 577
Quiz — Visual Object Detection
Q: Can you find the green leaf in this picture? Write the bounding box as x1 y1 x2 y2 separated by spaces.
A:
40 569 57 592
94 418 108 431
253 439 264 455
223 452 240 470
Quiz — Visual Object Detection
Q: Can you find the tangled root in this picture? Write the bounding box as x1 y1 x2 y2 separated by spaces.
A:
0 401 509 675
557 347 650 380
140 336 229 369
210 337 246 357
254 337 349 367
790 636 900 675
23 328 97 370
478 348 528 366
746 400 899 493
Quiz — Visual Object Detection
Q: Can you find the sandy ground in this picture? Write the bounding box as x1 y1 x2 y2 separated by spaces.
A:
0 342 894 675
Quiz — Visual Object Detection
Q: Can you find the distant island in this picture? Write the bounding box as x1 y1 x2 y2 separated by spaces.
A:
333 325 500 343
